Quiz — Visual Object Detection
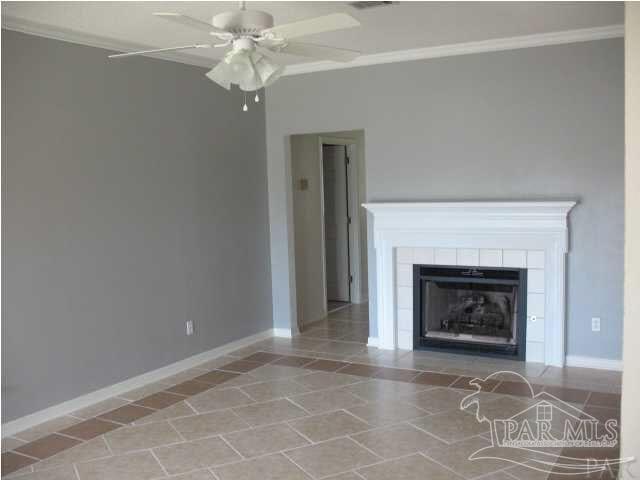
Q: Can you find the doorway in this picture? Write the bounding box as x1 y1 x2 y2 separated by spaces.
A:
290 131 367 328
322 144 351 312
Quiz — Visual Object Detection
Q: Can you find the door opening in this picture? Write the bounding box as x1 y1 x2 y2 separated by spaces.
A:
322 144 351 312
290 130 366 329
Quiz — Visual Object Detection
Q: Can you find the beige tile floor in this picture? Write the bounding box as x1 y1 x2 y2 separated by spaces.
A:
2 304 622 479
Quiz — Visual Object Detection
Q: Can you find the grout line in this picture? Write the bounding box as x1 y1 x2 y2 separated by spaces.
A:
467 462 526 480
502 468 524 480
166 420 187 443
418 450 474 477
347 434 385 460
218 434 247 460
407 419 452 446
340 409 373 428
343 449 429 475
283 422 316 445
148 448 171 477
583 390 593 407
66 414 87 421
52 431 86 442
71 463 82 480
208 466 222 480
284 398 314 416
281 450 319 479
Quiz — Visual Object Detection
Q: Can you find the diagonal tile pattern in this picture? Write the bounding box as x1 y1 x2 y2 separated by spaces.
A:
2 304 622 479
214 453 310 480
284 437 380 478
152 436 240 475
169 410 249 440
103 421 182 454
223 423 309 458
358 452 462 480
288 410 370 442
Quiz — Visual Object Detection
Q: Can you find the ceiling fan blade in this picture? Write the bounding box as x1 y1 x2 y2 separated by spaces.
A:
108 44 211 59
153 13 230 37
262 13 360 40
277 42 360 62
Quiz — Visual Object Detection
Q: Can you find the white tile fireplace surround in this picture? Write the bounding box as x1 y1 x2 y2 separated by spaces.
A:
363 201 576 366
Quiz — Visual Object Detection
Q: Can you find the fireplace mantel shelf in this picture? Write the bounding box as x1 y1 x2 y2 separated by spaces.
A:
363 201 577 211
363 201 577 367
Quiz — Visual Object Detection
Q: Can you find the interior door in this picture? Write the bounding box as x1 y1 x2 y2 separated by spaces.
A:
323 144 351 302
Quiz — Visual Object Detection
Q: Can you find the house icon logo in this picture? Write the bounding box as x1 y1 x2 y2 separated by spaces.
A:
459 371 633 476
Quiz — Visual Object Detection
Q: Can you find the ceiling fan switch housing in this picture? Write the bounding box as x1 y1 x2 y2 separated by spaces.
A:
212 10 274 36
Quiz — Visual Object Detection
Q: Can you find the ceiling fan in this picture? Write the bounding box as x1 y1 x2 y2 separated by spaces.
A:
109 2 361 109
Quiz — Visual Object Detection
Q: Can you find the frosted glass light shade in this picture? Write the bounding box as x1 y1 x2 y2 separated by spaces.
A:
206 49 283 92
253 53 284 87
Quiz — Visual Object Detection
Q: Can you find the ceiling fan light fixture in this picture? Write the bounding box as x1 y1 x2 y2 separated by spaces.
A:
252 52 284 88
112 5 361 111
206 63 232 90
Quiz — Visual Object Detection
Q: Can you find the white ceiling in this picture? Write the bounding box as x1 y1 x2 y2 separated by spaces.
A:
2 1 624 68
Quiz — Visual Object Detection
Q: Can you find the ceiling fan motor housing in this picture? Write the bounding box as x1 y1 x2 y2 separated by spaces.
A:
212 10 274 36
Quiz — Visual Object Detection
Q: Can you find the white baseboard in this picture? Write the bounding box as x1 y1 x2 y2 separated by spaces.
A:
2 328 275 438
565 355 623 371
367 336 379 348
273 328 293 338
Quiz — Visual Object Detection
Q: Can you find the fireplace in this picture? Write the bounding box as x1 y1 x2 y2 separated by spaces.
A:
413 265 527 360
363 201 575 365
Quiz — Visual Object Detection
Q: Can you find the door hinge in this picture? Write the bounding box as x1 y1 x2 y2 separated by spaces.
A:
347 216 352 225
350 275 354 283
345 156 350 165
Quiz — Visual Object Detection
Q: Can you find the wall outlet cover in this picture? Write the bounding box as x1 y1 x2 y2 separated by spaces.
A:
591 317 601 332
186 320 194 336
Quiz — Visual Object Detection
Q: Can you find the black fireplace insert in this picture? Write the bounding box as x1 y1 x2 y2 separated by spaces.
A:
413 265 527 360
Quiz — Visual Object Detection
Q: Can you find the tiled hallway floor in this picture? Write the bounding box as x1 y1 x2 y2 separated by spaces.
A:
2 304 622 479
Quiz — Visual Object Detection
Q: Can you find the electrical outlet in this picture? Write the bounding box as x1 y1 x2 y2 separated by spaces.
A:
186 320 194 336
591 317 601 332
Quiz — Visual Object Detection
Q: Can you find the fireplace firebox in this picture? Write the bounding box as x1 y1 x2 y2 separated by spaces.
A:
413 265 527 360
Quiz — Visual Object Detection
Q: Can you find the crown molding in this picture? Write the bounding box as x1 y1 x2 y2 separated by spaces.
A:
1 15 214 68
2 15 623 75
282 24 624 76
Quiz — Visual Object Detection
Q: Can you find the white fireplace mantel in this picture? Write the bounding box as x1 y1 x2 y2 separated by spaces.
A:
363 201 576 366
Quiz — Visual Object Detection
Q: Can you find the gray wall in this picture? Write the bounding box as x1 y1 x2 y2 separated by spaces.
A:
266 39 624 360
2 30 272 421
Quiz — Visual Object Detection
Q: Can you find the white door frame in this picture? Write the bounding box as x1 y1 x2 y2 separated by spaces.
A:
318 136 363 312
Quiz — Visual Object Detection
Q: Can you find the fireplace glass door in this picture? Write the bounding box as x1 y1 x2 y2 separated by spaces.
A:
423 281 518 344
414 265 526 359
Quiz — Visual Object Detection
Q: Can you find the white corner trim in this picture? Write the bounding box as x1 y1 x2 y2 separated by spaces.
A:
367 337 379 348
283 25 624 76
273 328 293 338
1 328 275 438
565 355 623 371
2 16 622 75
1 15 213 68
